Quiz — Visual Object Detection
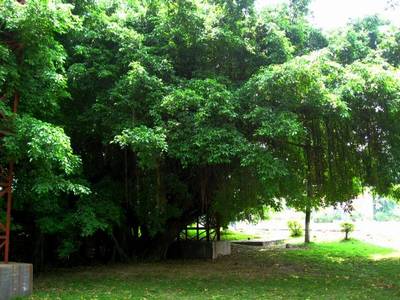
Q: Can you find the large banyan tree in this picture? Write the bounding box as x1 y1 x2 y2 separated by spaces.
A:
1 0 400 264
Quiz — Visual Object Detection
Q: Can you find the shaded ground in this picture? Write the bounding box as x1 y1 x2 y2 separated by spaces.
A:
23 240 400 300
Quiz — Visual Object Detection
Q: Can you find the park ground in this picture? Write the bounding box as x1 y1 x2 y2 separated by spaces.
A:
23 239 400 300
231 220 400 249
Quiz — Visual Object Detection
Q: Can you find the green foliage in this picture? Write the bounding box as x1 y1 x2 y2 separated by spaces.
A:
113 126 167 169
255 22 294 65
373 196 400 221
258 3 327 57
160 79 242 166
329 16 386 65
340 63 400 194
289 0 312 20
381 28 400 67
0 0 96 258
287 220 303 237
340 222 355 240
243 53 358 214
0 0 79 118
2 0 400 262
4 116 80 174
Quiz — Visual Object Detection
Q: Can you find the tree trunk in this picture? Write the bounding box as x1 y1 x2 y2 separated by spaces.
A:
33 230 45 271
305 206 311 243
110 232 130 262
304 141 313 244
216 214 221 241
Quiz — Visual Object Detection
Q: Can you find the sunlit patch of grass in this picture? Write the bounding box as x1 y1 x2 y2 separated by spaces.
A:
220 230 260 240
324 256 346 263
184 229 260 241
371 251 400 260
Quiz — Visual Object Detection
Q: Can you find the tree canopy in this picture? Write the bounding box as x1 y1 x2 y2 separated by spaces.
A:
1 0 400 264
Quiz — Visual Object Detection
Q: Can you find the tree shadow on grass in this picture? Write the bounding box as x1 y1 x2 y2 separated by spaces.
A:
27 239 400 299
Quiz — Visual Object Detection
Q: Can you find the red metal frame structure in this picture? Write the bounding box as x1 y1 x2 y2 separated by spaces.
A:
0 0 25 264
0 92 18 264
0 94 19 265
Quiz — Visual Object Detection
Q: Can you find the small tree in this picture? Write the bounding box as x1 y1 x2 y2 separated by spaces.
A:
288 220 304 237
341 222 355 240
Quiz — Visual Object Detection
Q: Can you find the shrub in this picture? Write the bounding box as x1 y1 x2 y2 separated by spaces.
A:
288 220 303 237
340 222 355 240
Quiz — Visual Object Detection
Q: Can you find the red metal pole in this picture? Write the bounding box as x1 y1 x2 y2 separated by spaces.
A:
4 163 14 264
13 93 20 114
0 19 22 265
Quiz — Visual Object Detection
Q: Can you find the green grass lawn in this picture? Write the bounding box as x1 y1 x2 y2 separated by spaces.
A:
23 240 400 300
182 229 260 241
220 229 260 240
